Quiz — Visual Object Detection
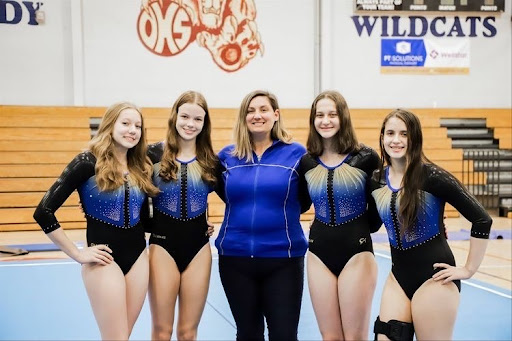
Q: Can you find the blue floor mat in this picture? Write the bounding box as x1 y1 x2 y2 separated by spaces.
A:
0 255 510 340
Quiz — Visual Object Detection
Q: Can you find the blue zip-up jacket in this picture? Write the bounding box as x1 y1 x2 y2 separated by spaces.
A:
215 140 311 258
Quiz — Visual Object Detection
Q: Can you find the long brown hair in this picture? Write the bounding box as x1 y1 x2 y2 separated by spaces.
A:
159 91 217 185
378 109 431 235
232 90 292 162
307 90 360 156
89 102 159 196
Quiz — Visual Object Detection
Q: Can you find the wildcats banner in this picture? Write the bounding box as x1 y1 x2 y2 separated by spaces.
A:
381 38 470 74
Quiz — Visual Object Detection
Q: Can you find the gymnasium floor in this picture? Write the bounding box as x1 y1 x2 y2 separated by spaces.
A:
0 217 510 340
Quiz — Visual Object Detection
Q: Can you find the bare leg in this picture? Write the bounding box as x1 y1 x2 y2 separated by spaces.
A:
148 244 181 340
82 262 129 340
412 279 459 340
125 249 149 335
307 251 344 340
338 252 377 340
376 273 412 341
177 244 212 340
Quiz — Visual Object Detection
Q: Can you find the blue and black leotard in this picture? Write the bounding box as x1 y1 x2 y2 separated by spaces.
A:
300 146 381 276
369 164 492 299
147 142 213 273
33 151 149 275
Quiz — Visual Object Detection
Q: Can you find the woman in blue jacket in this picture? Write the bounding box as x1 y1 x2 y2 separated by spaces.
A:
215 90 311 341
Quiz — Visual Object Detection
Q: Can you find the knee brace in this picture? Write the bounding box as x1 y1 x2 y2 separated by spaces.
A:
374 316 414 341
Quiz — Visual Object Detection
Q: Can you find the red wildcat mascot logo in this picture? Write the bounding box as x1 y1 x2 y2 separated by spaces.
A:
137 0 264 72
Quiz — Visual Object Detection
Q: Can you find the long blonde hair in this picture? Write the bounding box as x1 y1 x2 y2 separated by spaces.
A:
232 90 291 162
159 91 217 185
89 102 159 196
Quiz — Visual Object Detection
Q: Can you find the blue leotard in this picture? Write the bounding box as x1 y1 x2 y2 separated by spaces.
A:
301 146 381 276
147 142 213 272
369 164 492 299
34 151 148 275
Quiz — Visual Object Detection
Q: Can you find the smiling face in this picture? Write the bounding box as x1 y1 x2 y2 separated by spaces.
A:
175 102 206 142
245 95 279 138
382 116 408 162
112 108 142 151
314 98 340 141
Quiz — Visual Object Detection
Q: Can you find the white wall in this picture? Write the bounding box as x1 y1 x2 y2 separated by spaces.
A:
0 0 73 105
0 0 510 108
80 0 316 108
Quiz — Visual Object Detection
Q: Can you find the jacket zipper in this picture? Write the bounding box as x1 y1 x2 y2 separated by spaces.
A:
250 154 261 257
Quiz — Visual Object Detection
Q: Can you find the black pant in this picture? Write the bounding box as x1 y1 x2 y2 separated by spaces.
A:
219 255 305 341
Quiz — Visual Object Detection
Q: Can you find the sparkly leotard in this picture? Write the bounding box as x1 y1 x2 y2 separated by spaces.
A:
370 164 492 299
301 146 381 276
34 151 148 275
147 142 212 273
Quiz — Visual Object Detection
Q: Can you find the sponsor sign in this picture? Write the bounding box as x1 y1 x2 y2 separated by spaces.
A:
381 38 470 74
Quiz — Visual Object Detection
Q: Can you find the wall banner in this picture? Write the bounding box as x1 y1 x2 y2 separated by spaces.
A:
381 38 469 74
137 0 264 73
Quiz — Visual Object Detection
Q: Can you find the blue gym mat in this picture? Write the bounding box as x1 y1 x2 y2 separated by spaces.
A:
0 253 510 340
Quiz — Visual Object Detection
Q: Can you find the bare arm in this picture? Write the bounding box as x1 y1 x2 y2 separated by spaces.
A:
47 228 113 265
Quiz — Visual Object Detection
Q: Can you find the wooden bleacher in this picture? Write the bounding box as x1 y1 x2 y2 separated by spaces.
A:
0 106 510 232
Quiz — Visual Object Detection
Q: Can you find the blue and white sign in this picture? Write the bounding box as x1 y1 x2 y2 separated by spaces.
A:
381 38 470 74
382 39 426 67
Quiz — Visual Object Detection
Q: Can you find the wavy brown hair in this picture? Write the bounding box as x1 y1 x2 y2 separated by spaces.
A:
89 102 159 196
159 91 217 185
378 109 431 235
232 90 292 162
307 90 360 157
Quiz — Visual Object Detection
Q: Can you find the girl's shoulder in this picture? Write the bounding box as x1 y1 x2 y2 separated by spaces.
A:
370 168 387 186
59 151 97 179
72 151 96 167
299 153 319 171
347 145 380 172
422 162 457 187
147 142 164 163
351 145 379 161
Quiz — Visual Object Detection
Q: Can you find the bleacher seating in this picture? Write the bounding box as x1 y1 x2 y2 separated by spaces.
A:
0 106 509 231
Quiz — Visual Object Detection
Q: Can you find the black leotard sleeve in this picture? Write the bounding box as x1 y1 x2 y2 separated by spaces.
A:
214 160 227 202
145 142 164 233
367 169 385 232
33 152 96 234
147 142 164 164
348 145 381 179
298 158 312 214
424 164 492 239
350 146 382 233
